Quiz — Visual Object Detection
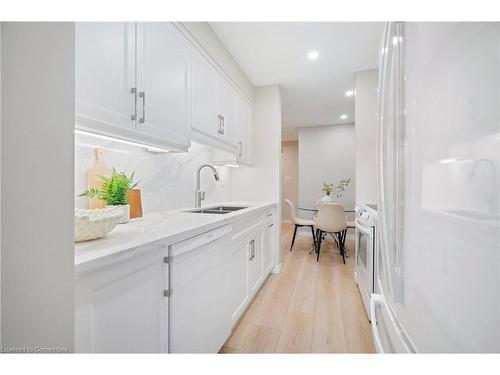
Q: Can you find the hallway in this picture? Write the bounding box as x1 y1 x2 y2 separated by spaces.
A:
220 223 375 353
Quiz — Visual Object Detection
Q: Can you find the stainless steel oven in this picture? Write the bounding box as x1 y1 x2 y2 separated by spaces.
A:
354 204 377 321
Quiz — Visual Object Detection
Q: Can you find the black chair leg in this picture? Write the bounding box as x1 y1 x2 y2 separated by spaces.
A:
290 225 298 251
310 225 317 250
339 230 346 264
329 232 339 248
316 230 323 262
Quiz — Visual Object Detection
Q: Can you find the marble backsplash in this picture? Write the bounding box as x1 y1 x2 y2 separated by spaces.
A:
75 133 236 214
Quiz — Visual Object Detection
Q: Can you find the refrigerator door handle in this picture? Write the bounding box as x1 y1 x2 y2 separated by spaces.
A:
371 292 414 353
377 23 391 265
370 294 386 353
377 22 396 290
377 22 407 303
394 21 406 275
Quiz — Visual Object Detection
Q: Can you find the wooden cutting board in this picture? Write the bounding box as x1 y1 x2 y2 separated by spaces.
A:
86 148 112 209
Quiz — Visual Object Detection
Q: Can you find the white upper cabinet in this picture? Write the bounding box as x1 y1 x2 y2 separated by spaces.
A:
216 77 237 146
236 95 253 165
75 22 135 133
76 22 253 156
190 49 240 149
75 22 190 152
135 23 190 148
191 49 219 138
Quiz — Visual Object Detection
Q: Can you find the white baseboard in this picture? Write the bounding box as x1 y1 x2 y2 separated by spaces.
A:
271 263 282 274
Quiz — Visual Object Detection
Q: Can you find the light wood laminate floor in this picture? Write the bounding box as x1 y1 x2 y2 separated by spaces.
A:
220 223 375 354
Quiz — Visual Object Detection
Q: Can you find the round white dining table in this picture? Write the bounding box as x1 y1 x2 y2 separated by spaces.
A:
298 207 355 213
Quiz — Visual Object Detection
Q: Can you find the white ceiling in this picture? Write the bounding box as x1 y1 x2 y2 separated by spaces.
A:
209 22 384 136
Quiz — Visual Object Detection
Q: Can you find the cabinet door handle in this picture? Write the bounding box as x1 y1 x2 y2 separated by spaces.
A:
249 239 255 261
139 91 146 124
217 115 221 134
221 116 225 134
238 141 243 157
131 87 137 121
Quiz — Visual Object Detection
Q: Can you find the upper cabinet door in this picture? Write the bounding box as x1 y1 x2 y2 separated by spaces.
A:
216 77 237 146
135 23 190 148
191 49 219 138
236 95 253 165
75 22 135 132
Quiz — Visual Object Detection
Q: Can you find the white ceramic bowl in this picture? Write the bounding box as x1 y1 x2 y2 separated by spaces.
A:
75 207 122 242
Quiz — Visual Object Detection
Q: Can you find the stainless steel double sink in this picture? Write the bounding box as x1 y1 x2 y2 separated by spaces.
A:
185 206 248 215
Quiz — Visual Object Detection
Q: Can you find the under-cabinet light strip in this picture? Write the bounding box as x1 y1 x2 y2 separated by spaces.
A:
74 129 171 153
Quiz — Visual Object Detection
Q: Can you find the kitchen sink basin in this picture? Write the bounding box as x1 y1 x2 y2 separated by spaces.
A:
213 206 248 211
185 206 249 214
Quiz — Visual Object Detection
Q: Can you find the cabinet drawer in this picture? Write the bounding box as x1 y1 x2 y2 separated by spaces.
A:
231 209 274 242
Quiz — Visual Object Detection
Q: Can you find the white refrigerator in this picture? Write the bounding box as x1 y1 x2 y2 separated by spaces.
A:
372 22 500 353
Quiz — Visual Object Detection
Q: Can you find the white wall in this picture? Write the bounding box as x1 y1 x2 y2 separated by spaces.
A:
0 22 2 348
231 85 282 269
181 22 254 101
354 69 378 205
75 137 235 212
298 124 356 217
1 23 75 351
231 85 282 202
281 141 298 222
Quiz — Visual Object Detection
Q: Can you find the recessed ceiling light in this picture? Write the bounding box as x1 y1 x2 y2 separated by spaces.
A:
307 50 319 60
340 114 348 120
345 90 354 97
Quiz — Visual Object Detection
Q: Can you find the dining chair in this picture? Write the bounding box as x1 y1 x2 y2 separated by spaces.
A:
314 203 347 263
284 199 317 252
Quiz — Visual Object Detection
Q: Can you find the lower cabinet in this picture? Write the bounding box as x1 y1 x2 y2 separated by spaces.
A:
75 246 168 353
169 234 233 353
229 215 275 326
248 235 264 296
228 239 251 324
75 208 276 353
263 222 275 275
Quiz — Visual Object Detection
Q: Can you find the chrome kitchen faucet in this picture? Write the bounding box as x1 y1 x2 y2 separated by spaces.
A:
195 164 220 208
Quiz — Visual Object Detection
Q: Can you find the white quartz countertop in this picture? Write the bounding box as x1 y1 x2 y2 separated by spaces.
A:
74 201 277 274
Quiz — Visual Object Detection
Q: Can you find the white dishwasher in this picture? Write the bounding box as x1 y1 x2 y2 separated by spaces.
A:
168 224 232 353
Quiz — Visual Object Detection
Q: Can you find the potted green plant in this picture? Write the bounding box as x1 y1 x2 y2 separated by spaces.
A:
317 178 351 208
322 182 334 196
80 169 139 224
